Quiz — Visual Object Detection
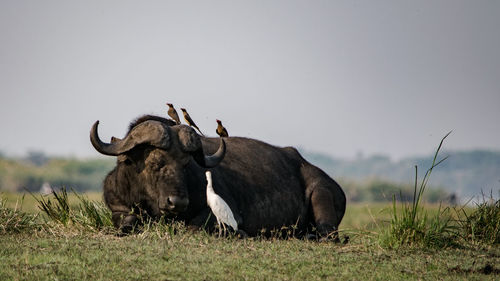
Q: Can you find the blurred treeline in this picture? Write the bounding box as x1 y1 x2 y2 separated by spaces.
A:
339 178 454 204
0 152 453 203
0 152 114 193
302 149 500 201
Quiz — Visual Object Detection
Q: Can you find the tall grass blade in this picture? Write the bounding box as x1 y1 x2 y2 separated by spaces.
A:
72 189 112 230
31 187 71 225
31 187 113 230
382 132 456 248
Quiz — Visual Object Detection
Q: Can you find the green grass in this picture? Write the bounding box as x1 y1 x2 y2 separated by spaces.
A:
30 188 113 231
455 193 500 245
0 226 498 280
1 191 498 280
0 195 39 234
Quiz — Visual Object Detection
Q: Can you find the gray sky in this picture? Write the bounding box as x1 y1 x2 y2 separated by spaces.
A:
1 0 499 160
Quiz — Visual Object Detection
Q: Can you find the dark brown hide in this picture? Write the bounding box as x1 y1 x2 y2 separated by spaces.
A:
93 115 346 237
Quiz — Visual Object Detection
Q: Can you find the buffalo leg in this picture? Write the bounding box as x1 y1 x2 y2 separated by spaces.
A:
112 212 138 234
310 187 341 241
122 215 138 234
301 162 345 241
110 208 138 234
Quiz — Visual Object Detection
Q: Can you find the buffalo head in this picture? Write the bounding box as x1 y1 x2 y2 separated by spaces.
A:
90 119 225 216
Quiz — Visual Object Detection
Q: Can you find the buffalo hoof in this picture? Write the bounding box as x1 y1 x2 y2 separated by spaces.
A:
319 236 341 243
305 232 341 243
236 229 248 239
306 233 317 241
115 230 130 237
117 215 139 235
187 225 201 233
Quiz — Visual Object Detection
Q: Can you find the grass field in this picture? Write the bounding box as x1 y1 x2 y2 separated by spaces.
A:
1 192 499 280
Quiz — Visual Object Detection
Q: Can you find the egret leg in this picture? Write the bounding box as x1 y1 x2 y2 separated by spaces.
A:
222 223 228 237
216 218 221 237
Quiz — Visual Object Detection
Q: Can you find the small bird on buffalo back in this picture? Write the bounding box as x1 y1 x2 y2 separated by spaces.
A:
205 171 238 236
180 108 204 136
166 103 181 125
216 119 229 137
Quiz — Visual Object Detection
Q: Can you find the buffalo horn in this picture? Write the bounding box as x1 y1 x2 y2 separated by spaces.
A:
192 138 226 168
90 120 171 156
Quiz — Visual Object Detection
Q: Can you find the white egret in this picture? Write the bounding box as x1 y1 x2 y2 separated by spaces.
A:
205 171 238 236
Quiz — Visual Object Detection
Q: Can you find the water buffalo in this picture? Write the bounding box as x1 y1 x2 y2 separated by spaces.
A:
90 115 346 239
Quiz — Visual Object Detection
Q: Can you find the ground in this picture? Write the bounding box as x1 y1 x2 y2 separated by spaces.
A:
0 193 498 280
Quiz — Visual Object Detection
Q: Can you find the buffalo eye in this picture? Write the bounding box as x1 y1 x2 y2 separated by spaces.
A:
151 160 165 171
150 158 165 171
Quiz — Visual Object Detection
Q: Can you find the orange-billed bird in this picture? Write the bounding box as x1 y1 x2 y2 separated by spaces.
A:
216 119 229 137
166 103 181 125
180 108 204 136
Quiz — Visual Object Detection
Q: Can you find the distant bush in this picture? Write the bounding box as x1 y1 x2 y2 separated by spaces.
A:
24 151 49 166
15 174 44 192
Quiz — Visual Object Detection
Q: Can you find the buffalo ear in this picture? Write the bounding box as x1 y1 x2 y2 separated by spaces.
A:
176 125 202 152
175 125 226 168
117 155 130 164
111 136 128 163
